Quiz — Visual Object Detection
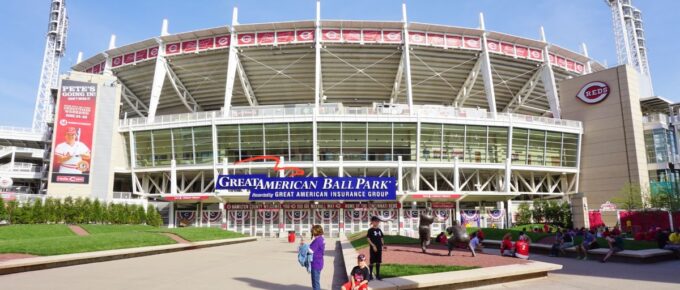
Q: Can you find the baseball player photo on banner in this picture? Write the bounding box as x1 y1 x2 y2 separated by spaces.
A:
51 80 98 184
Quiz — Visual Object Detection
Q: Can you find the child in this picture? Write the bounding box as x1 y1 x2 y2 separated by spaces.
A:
514 236 530 259
469 232 483 257
500 233 514 257
341 254 370 290
367 216 386 280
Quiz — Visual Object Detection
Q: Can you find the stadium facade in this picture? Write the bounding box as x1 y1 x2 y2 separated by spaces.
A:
1 1 677 237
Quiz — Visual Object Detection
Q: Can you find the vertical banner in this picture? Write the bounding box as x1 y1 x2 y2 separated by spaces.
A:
51 80 97 184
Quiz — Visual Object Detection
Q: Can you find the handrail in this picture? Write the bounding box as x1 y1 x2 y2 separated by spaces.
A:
120 104 582 130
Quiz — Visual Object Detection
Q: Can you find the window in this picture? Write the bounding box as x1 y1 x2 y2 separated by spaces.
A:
420 124 442 161
134 131 153 167
318 123 341 161
239 124 264 160
465 126 487 163
172 127 194 165
512 128 528 165
443 125 465 162
487 127 507 163
289 123 313 162
393 123 416 161
217 125 240 162
368 123 392 161
193 127 213 164
265 123 289 159
562 133 578 167
342 123 367 161
545 132 562 166
528 130 546 166
152 130 172 166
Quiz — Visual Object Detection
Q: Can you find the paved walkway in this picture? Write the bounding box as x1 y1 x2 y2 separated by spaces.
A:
469 251 680 290
0 238 346 290
67 225 89 236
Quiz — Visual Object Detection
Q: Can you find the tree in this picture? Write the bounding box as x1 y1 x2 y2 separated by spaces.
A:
54 198 64 224
544 201 561 224
612 182 645 211
0 197 7 222
135 205 147 225
146 204 163 227
6 200 18 224
82 198 93 224
32 198 46 224
649 188 680 211
92 199 103 224
63 197 76 224
516 202 532 225
559 201 573 229
531 200 546 223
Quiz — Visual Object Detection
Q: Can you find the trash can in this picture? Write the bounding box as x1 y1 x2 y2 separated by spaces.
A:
288 231 296 243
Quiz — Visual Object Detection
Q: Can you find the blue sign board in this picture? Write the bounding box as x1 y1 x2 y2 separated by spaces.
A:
215 174 397 201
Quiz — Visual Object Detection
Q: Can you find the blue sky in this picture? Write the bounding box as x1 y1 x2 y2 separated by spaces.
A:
0 0 678 127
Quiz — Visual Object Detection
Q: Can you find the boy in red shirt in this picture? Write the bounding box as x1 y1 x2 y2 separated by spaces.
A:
514 236 530 259
500 233 514 257
342 254 370 290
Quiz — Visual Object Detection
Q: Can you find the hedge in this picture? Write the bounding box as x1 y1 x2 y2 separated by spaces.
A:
0 197 163 227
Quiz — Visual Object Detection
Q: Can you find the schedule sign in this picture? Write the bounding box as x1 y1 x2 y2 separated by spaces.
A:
216 175 397 201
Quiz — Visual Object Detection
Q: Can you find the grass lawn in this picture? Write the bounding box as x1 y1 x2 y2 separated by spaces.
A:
511 223 558 232
155 227 246 242
0 232 175 256
80 224 155 234
349 234 420 250
380 264 478 278
0 224 75 241
0 224 248 256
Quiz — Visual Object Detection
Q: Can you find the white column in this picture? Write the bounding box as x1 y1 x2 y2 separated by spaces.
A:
197 201 202 227
219 202 225 229
279 157 286 238
314 0 322 110
312 108 319 177
505 158 512 193
170 159 178 195
581 43 592 74
507 199 513 228
148 20 169 124
10 148 15 171
398 156 405 235
540 27 561 119
338 156 344 236
479 13 497 118
168 202 175 228
401 3 414 114
223 8 239 114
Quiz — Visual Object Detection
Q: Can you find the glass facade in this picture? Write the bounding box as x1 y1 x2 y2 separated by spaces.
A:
130 122 579 168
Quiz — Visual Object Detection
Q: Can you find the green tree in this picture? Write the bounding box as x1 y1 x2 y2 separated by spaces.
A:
63 197 76 224
44 198 55 223
649 188 680 211
136 205 147 225
559 201 573 229
612 182 645 211
146 204 163 227
82 198 93 224
54 198 64 224
0 197 7 222
92 199 103 224
32 198 46 224
6 200 18 224
12 203 31 224
516 202 532 225
531 199 546 223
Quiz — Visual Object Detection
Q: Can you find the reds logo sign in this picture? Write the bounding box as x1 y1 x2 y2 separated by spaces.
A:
576 81 610 104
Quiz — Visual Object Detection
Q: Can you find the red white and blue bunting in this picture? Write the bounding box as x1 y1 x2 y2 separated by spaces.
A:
433 209 450 221
315 210 338 222
228 210 250 222
487 209 505 221
202 211 223 223
371 209 397 221
404 210 421 219
345 210 367 221
258 210 279 222
286 210 309 222
461 210 480 222
177 211 196 223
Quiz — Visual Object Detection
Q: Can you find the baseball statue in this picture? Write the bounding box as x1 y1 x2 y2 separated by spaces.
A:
418 209 445 253
446 221 471 256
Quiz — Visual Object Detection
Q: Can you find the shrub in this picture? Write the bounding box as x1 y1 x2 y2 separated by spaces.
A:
63 197 76 224
146 204 163 227
82 198 93 223
516 203 532 225
0 197 7 221
531 200 546 223
6 200 18 224
92 199 103 223
32 198 46 224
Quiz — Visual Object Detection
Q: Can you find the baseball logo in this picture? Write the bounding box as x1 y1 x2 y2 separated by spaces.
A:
168 44 178 52
185 42 196 49
576 81 610 104
149 47 158 56
299 31 312 40
77 160 90 172
531 50 540 59
412 33 423 43
218 37 229 46
386 32 399 41
326 30 338 40
113 58 121 65
488 42 497 50
466 39 478 47
59 119 68 126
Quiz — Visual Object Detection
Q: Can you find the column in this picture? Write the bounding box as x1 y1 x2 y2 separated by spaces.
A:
338 156 345 236
401 3 414 114
168 202 175 228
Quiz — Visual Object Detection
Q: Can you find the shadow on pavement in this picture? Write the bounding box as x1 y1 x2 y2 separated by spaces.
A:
332 241 349 289
233 277 308 290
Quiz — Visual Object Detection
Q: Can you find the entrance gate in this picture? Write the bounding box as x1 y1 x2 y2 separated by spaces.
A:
201 211 223 227
313 209 340 237
227 210 252 235
255 210 279 237
371 209 398 235
344 209 369 234
285 209 311 238
176 210 197 227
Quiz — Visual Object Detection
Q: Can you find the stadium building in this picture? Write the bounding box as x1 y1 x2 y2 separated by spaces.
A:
2 0 676 237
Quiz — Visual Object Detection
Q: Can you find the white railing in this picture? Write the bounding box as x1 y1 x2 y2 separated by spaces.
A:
112 192 134 199
120 104 582 130
643 113 669 125
0 146 45 158
0 162 43 173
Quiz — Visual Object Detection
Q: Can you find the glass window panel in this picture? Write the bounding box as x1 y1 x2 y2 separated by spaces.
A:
528 130 546 166
545 132 562 166
393 123 416 161
561 133 579 167
487 127 508 163
443 125 465 162
367 123 392 161
193 127 213 164
217 125 240 162
265 123 289 159
342 123 367 161
172 127 194 165
239 124 264 160
318 123 341 161
465 126 487 163
290 123 313 162
420 123 442 161
512 128 528 165
134 131 153 167
152 130 172 166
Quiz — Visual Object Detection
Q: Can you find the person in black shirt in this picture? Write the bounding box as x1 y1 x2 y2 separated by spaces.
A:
341 254 370 290
367 216 386 281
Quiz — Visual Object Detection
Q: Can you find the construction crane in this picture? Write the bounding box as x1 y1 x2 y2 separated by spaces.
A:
32 0 68 133
606 0 653 97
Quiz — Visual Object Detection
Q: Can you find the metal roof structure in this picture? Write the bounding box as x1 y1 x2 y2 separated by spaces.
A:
73 3 605 121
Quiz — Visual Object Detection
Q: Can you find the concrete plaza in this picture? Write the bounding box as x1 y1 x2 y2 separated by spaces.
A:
1 238 679 290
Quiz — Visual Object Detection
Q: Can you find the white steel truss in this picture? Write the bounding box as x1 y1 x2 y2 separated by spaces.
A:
235 57 258 106
503 67 543 112
164 59 202 112
32 0 68 132
452 56 482 107
121 83 149 117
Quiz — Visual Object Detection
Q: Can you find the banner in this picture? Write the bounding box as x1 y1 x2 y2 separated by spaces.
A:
51 80 97 184
277 31 295 44
216 175 396 201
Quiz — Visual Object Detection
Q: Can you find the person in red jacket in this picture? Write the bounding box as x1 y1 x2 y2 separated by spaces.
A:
500 233 514 257
477 229 485 242
514 236 530 260
543 223 550 233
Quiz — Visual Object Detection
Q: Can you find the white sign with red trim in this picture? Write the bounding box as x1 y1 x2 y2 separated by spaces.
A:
576 81 610 104
0 176 12 188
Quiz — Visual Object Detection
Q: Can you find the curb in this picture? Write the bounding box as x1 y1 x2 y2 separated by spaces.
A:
339 235 562 290
0 236 257 275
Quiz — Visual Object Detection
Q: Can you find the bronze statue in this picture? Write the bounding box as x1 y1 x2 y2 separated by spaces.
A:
418 211 436 253
446 221 472 256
